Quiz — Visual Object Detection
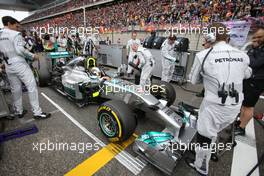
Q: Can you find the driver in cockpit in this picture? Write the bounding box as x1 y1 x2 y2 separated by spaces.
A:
90 66 111 81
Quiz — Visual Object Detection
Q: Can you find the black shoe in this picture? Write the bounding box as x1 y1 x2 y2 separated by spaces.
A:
185 157 208 176
234 126 245 136
17 110 28 118
6 109 28 120
34 112 51 120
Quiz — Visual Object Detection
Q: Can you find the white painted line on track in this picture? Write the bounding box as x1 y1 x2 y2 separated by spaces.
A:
49 109 61 115
41 92 145 175
231 118 259 176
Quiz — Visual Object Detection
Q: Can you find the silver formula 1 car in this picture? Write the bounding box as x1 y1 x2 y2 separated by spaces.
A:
36 52 197 175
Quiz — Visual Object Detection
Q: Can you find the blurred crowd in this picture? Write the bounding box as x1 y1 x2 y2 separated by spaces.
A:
21 30 85 55
23 11 84 29
85 0 264 28
22 0 264 30
23 0 102 22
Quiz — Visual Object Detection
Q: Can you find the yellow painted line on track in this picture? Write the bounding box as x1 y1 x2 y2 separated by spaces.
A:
65 134 138 176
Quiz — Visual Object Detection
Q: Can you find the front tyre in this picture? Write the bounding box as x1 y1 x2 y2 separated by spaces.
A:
98 100 136 142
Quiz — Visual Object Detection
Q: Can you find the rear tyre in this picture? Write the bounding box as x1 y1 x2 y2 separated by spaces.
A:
151 81 176 106
98 100 136 142
32 55 51 87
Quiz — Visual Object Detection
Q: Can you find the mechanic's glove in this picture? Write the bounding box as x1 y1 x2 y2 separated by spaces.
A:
133 55 138 59
129 62 142 72
129 62 138 69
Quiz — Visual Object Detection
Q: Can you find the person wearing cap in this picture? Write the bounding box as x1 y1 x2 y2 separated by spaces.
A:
187 23 252 176
0 16 51 120
161 35 179 82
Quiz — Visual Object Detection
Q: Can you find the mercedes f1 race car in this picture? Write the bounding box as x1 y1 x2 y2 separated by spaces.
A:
34 51 198 175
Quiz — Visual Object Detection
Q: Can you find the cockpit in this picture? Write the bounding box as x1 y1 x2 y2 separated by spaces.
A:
65 56 106 79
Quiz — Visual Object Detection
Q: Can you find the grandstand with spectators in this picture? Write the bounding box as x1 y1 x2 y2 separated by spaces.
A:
20 0 264 48
22 0 263 30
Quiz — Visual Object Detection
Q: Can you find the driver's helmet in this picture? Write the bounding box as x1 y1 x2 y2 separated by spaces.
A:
85 57 96 70
90 67 101 78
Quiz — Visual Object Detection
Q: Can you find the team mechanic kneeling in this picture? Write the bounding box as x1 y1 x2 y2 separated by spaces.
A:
186 23 252 175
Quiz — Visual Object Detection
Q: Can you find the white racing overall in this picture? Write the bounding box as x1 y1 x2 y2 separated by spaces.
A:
161 39 179 82
134 46 155 87
0 27 42 116
126 38 141 74
189 41 252 175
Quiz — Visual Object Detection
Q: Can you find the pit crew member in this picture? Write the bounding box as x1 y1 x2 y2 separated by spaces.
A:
130 44 155 87
0 16 51 119
161 35 179 82
126 32 141 75
187 23 252 176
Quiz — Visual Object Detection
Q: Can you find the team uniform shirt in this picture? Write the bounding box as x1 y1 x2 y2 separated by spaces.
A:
0 27 42 116
126 38 141 74
160 39 179 82
126 39 141 54
189 41 252 175
134 46 155 69
161 39 179 62
189 41 252 106
0 27 34 65
133 46 155 87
